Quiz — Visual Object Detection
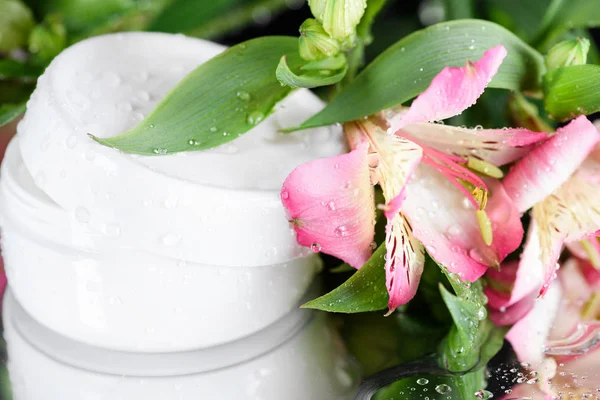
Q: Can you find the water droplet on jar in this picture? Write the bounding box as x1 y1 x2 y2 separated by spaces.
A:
75 206 90 223
105 223 121 237
161 233 182 246
66 134 78 149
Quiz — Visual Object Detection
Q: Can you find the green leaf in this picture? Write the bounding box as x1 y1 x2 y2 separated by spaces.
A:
444 0 475 20
294 19 545 131
276 55 347 88
90 36 303 155
150 0 241 33
484 0 550 41
544 64 600 121
151 0 292 39
533 0 600 50
0 59 42 78
301 244 388 313
0 102 26 128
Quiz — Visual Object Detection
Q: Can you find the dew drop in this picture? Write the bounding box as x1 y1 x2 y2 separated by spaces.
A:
153 148 168 155
105 223 121 237
327 201 336 211
416 378 429 385
247 110 265 125
75 206 90 223
281 191 289 200
210 126 218 132
474 389 493 399
334 226 347 237
236 91 251 101
435 384 452 394
162 233 182 246
370 241 377 250
311 243 322 253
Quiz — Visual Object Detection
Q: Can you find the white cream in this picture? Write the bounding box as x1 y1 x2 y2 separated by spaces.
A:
0 32 346 351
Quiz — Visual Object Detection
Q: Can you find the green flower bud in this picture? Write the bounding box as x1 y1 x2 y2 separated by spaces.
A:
29 15 67 63
545 37 590 71
308 0 367 40
299 18 341 61
0 0 35 52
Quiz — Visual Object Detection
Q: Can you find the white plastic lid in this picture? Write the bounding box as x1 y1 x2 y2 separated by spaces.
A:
17 32 345 266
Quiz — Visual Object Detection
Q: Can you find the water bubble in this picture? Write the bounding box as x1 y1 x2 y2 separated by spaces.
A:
416 378 429 385
311 243 322 253
153 148 168 155
327 201 336 211
435 384 452 394
210 126 218 132
236 91 251 101
474 389 493 399
370 241 377 250
281 191 289 200
334 226 347 237
105 223 121 237
247 110 265 125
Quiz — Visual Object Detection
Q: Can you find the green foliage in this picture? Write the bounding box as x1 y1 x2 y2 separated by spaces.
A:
90 37 303 155
544 64 600 120
0 102 26 127
302 244 389 313
294 19 545 131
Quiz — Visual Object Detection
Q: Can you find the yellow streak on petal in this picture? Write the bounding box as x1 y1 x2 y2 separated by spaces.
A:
477 209 493 246
467 157 504 179
581 292 600 321
580 239 600 270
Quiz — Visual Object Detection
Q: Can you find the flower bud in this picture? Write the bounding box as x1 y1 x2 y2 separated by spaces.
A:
308 0 367 40
299 18 341 61
0 0 35 52
545 37 590 71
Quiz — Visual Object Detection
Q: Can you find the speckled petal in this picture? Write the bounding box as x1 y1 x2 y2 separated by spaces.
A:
504 116 600 213
281 144 375 268
388 45 507 130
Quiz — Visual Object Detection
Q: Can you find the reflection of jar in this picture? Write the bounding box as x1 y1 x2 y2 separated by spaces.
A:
0 32 356 398
4 290 359 399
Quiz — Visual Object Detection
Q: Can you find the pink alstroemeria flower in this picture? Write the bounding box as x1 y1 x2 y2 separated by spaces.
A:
498 116 600 314
281 45 546 312
495 258 600 400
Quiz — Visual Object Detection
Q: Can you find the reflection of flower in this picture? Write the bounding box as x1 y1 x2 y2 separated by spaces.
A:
282 46 546 312
492 258 600 399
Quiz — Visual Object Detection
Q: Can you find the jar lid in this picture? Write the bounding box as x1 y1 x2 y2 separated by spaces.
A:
15 32 345 266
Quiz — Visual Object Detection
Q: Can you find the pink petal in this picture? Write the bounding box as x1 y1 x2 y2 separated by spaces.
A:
402 165 521 282
281 144 375 268
399 121 547 166
385 213 425 312
527 160 600 295
504 116 600 213
387 45 507 130
506 281 562 367
486 260 537 326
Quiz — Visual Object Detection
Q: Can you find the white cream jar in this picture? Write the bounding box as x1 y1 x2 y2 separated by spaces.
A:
0 32 345 353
